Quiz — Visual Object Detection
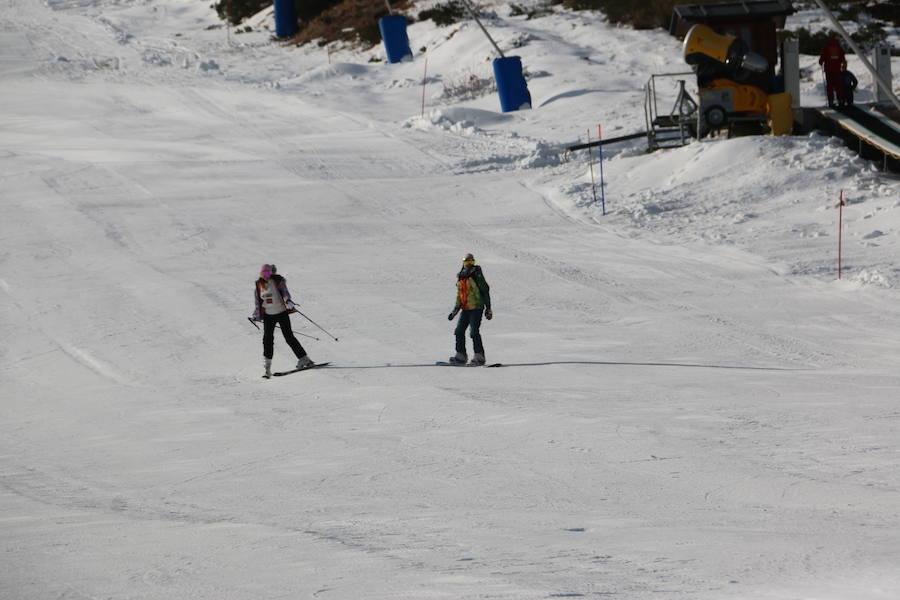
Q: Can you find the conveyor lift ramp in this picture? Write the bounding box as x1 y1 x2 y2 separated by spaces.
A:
815 104 900 172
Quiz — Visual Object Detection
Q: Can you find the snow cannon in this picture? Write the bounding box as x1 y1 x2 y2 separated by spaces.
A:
683 24 770 131
273 0 298 39
379 15 413 63
493 56 532 112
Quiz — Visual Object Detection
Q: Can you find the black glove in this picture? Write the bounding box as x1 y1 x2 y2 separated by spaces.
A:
485 309 493 320
448 307 460 320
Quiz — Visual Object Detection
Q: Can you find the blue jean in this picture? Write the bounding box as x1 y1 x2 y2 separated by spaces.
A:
455 308 484 355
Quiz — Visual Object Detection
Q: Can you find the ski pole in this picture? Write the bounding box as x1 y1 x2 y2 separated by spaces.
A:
247 317 320 341
294 310 339 342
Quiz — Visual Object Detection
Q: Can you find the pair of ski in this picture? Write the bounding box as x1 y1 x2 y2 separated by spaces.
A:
264 362 331 378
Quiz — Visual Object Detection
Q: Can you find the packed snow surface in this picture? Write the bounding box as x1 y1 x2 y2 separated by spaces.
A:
1 0 899 598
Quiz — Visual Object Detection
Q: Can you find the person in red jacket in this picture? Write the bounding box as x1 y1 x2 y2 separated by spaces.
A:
819 37 847 108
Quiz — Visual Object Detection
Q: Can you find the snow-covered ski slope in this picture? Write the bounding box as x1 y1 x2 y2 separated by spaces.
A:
2 0 899 598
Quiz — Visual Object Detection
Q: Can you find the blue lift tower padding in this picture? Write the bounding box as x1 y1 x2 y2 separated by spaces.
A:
379 15 413 63
492 56 531 112
273 0 298 39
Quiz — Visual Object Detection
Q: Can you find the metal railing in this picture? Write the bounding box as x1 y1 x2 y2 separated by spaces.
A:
644 72 700 150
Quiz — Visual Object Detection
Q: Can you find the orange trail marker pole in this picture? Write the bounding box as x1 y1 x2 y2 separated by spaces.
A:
586 129 598 206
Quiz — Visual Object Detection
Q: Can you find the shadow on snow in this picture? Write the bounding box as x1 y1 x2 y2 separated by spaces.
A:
321 361 802 372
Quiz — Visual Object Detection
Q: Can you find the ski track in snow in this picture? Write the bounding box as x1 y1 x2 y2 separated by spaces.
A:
2 0 900 599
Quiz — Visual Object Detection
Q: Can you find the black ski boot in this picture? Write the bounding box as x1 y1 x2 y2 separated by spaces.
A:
448 352 467 365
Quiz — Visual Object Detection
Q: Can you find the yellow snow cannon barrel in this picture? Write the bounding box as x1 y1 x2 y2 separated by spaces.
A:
683 24 768 74
766 92 793 136
684 24 734 66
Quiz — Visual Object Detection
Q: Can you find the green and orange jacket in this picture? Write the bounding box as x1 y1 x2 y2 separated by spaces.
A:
455 265 491 311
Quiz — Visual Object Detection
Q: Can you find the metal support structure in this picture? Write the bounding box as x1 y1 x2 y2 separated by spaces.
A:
459 0 505 58
873 44 893 105
644 73 698 150
810 0 900 113
783 37 800 113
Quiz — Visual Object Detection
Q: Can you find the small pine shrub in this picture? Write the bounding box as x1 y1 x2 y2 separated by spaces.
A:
357 21 384 46
213 0 272 26
296 0 342 22
850 22 888 50
214 0 347 28
794 27 834 55
441 69 494 101
509 2 554 20
419 1 467 26
868 3 899 27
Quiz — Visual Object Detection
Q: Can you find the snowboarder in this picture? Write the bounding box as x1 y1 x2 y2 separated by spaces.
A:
818 36 847 108
839 70 858 107
448 253 492 365
250 264 313 378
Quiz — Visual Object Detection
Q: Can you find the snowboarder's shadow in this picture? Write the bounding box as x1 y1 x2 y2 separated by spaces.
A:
497 360 800 371
323 361 801 372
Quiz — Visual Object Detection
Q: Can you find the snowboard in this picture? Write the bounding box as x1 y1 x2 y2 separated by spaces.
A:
435 361 502 368
268 362 331 377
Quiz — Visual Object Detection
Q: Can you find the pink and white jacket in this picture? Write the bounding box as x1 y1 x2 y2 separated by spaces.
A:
251 275 295 320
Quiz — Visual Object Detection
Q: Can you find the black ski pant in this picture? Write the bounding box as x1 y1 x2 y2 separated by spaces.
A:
454 308 484 355
263 311 307 360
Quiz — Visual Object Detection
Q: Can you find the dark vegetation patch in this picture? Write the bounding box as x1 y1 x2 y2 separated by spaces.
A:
791 1 897 55
213 0 270 26
292 0 415 47
418 1 467 26
793 24 891 55
212 0 896 55
562 0 721 30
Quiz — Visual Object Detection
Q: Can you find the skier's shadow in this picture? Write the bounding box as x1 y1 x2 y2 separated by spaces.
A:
322 361 802 372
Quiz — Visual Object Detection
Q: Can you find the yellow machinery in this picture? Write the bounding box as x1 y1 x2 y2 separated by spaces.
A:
683 24 771 131
700 78 768 128
683 24 768 74
642 22 794 149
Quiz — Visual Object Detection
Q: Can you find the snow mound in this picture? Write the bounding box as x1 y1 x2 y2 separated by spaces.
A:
852 268 892 288
293 62 372 83
426 107 514 129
